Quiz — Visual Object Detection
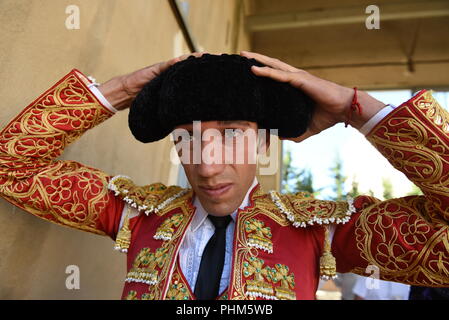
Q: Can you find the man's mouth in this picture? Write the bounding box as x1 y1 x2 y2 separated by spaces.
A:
199 183 233 198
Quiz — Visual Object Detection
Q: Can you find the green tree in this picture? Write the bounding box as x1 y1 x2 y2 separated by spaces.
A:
329 154 346 201
382 178 394 200
407 184 423 196
347 176 361 198
281 149 315 194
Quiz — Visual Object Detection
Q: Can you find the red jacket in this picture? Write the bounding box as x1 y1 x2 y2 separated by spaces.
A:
0 69 448 300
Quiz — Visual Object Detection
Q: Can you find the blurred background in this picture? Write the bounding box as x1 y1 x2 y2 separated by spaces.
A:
0 0 448 299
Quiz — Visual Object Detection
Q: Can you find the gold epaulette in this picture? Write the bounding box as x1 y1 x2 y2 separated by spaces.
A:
108 175 190 254
108 175 190 216
269 191 355 228
268 191 357 281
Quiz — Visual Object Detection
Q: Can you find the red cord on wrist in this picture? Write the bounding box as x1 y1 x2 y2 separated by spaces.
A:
344 87 363 128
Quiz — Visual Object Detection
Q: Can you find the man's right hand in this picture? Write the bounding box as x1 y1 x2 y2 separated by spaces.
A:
98 52 204 111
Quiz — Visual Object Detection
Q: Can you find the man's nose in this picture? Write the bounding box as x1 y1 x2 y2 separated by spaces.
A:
196 161 225 178
196 139 226 178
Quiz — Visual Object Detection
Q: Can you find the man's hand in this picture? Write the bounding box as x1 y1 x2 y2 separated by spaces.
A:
241 51 386 142
98 52 205 111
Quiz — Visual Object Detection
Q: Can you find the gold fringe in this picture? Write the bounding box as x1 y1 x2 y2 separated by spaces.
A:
319 225 337 280
114 205 132 253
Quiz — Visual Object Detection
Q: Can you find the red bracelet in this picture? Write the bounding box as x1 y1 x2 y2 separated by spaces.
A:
344 87 363 128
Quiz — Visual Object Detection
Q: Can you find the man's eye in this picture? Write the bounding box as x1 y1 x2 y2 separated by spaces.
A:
181 134 195 142
224 129 243 139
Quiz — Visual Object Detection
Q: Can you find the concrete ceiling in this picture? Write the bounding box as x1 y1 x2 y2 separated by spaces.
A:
245 0 449 89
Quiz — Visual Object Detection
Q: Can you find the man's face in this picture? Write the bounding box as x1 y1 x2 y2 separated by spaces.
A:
173 120 267 217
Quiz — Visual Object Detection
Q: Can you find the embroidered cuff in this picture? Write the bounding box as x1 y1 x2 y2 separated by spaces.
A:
85 75 118 114
359 104 396 136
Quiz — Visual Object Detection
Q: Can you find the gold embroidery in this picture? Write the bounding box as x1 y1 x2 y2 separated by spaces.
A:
356 91 449 286
154 213 185 241
166 277 190 300
353 198 449 286
230 190 296 300
114 205 132 252
125 247 169 285
269 191 355 228
319 225 337 280
125 290 138 300
245 218 273 253
415 91 449 133
271 264 296 300
242 257 296 300
108 175 190 216
0 71 114 235
243 257 275 300
141 293 155 300
144 200 196 299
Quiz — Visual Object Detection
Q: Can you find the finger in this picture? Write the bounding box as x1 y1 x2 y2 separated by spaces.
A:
190 51 208 58
241 51 298 72
251 66 305 89
161 51 208 70
144 52 208 81
175 51 207 62
280 129 315 143
292 129 315 143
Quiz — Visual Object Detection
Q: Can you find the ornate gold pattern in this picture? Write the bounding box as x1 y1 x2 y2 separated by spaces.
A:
319 225 337 280
154 213 185 241
144 201 195 299
125 247 169 285
0 70 115 235
271 264 296 300
108 175 190 216
165 273 191 300
228 189 299 300
114 205 132 252
125 290 138 300
245 218 273 253
415 90 449 133
354 90 449 286
269 191 355 228
242 257 296 300
243 257 275 299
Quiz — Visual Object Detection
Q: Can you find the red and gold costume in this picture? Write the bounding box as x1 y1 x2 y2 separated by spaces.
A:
0 69 448 300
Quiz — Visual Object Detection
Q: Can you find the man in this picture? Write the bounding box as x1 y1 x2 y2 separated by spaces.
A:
0 52 448 300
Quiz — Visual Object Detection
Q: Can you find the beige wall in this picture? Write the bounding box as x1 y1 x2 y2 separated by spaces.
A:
0 0 260 299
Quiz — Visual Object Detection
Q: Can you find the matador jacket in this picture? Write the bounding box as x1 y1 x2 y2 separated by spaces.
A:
0 69 448 300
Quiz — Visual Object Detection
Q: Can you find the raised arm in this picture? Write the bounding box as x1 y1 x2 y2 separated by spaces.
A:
0 69 123 237
242 51 449 286
332 90 449 286
0 54 201 238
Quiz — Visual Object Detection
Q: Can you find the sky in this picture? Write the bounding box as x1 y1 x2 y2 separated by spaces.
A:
284 89 449 200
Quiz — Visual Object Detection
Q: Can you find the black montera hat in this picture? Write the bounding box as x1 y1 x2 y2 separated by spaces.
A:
129 54 314 143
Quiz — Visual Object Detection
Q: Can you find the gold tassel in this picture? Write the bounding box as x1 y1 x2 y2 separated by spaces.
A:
319 225 337 280
114 205 132 253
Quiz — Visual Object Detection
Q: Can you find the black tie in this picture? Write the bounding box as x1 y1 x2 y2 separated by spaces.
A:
194 215 232 300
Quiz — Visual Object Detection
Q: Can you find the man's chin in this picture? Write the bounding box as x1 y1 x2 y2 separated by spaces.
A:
199 197 240 216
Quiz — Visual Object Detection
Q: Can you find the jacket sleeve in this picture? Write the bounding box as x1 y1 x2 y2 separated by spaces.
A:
332 89 449 287
0 69 125 238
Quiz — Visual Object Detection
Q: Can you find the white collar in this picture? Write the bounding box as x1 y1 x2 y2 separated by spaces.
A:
191 177 259 232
